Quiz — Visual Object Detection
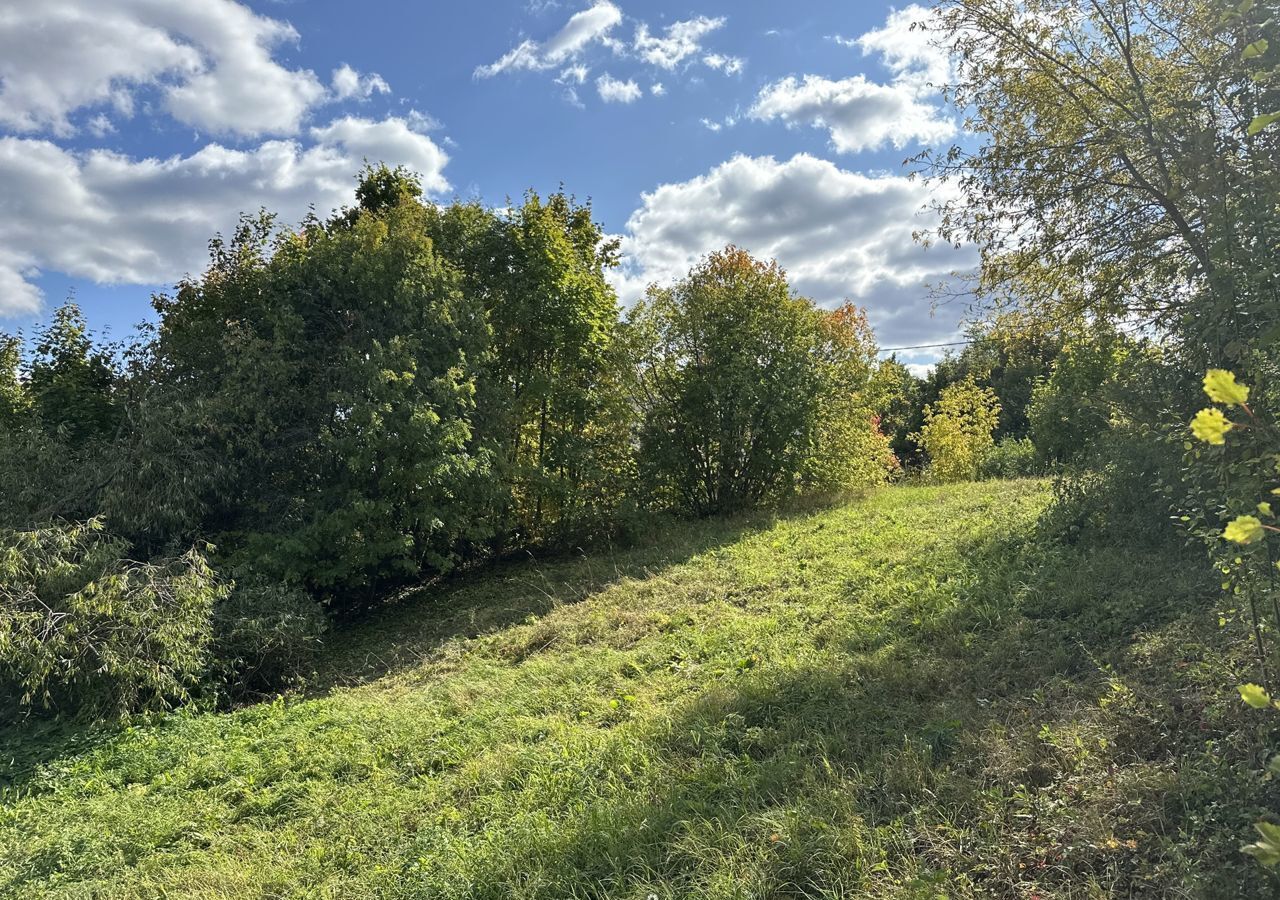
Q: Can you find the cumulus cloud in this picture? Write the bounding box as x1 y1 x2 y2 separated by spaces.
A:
331 64 391 101
0 116 451 315
0 0 330 138
855 4 952 88
596 73 641 103
750 75 955 153
633 16 724 69
609 153 974 352
475 1 622 77
750 5 954 154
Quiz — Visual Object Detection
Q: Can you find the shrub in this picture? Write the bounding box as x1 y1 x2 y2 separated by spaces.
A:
979 437 1041 479
915 377 1001 482
425 191 636 547
632 248 836 514
803 304 899 493
211 578 327 702
1028 327 1130 463
0 520 226 719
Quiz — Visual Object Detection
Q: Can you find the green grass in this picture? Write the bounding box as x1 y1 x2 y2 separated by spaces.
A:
2 480 1278 898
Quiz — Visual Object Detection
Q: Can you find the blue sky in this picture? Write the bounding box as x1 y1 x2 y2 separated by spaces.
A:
0 0 972 368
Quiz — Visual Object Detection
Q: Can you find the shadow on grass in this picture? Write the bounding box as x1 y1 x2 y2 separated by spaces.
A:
393 522 1278 899
0 504 812 797
0 506 803 803
306 505 817 696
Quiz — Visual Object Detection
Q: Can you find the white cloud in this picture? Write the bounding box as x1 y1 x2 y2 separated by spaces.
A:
609 153 973 350
0 116 451 315
596 73 641 103
331 64 391 101
633 15 725 69
750 75 955 153
86 115 116 138
0 0 330 138
702 54 744 75
477 6 744 96
476 1 622 77
557 64 590 85
749 5 954 154
854 3 951 88
0 252 42 316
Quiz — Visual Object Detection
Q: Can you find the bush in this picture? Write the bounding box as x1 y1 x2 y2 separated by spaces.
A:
802 303 899 494
1028 327 1131 463
211 578 327 703
150 177 492 611
915 377 1001 482
633 248 889 514
979 437 1042 479
0 520 226 719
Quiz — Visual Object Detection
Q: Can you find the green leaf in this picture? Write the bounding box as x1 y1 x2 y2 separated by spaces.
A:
1244 821 1280 867
1243 38 1269 60
1239 683 1273 709
1248 111 1280 135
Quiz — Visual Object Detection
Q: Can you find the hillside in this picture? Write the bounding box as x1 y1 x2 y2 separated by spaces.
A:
1 480 1274 898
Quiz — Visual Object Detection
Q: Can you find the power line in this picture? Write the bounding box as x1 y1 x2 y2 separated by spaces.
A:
877 320 1153 354
877 340 972 353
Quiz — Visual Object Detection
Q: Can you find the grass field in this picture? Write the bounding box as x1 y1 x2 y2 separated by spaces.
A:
2 480 1277 898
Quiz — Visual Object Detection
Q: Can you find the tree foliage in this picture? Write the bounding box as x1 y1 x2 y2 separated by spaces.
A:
633 248 891 515
1028 324 1132 463
916 377 1002 482
0 520 225 719
145 176 490 608
927 0 1280 371
423 190 634 544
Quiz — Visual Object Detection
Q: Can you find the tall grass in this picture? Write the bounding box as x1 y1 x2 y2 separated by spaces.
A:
1 480 1274 898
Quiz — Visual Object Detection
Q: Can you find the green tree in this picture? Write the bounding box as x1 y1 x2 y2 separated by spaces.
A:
926 0 1280 371
869 357 922 464
27 302 120 445
1028 324 1132 463
632 247 831 515
0 306 121 528
424 191 634 544
0 334 27 427
804 303 898 492
146 170 491 608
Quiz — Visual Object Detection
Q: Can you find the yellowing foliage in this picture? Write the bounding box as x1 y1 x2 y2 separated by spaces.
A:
915 377 1001 482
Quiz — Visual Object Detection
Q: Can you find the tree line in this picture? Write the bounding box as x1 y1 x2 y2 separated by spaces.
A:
0 169 925 718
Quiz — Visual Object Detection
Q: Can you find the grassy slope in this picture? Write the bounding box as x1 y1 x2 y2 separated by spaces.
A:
1 480 1277 898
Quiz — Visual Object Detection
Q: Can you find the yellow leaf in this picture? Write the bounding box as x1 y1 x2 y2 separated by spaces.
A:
1203 369 1250 406
1190 408 1232 445
1224 515 1265 545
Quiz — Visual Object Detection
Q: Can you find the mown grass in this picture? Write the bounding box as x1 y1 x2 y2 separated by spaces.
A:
2 480 1278 898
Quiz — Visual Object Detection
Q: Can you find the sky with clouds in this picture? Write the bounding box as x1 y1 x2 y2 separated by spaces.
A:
0 0 974 368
